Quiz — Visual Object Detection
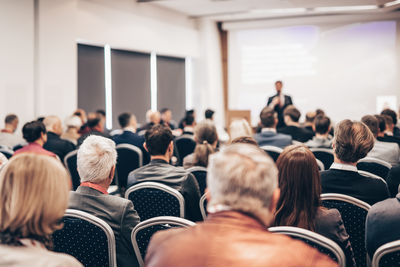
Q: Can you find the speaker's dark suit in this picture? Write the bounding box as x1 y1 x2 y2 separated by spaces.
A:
267 94 293 128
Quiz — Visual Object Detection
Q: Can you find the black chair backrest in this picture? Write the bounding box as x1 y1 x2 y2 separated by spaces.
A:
357 157 391 180
131 216 196 266
116 144 143 191
260 145 283 162
53 209 117 267
310 148 334 170
0 149 13 159
12 144 24 151
175 135 196 165
372 240 400 267
64 149 80 190
321 193 371 267
269 226 346 266
125 182 185 221
187 166 207 195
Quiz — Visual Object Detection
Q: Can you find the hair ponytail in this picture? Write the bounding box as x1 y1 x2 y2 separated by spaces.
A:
192 141 214 167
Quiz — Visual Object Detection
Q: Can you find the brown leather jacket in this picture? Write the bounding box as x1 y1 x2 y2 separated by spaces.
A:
145 211 337 267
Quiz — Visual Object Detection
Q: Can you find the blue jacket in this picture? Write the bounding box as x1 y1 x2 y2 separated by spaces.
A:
254 130 292 148
112 130 150 164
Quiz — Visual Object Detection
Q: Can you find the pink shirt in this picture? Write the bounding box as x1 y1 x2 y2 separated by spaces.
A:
13 143 57 158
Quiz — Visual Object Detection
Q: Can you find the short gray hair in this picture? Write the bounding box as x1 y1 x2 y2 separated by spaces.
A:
207 144 278 221
77 135 117 183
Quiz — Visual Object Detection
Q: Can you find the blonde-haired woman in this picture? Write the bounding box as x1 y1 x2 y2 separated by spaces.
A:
229 119 253 141
0 154 82 266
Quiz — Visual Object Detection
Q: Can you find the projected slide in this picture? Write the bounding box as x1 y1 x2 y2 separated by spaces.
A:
228 20 399 125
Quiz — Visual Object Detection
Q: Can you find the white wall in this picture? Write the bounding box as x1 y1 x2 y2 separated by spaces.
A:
0 0 35 133
0 0 223 128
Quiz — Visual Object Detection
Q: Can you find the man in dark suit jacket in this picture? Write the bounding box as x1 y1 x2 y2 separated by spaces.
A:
77 115 110 146
69 135 140 267
127 124 202 222
366 192 400 258
320 119 389 205
43 116 75 162
254 107 292 148
112 112 150 164
277 106 313 143
267 81 293 128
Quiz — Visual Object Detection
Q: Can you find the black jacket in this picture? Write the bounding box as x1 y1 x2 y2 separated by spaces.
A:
43 132 75 162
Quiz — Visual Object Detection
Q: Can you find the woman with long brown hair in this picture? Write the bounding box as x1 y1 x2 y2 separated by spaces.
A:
273 144 355 267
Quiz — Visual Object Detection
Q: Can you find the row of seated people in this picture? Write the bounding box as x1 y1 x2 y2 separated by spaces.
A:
0 115 400 266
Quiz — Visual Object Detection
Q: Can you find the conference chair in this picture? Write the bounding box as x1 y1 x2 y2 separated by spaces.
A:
12 144 24 151
357 157 391 180
269 226 346 267
316 158 325 171
174 135 196 166
372 240 400 267
187 166 207 195
260 145 283 162
115 144 143 193
131 216 196 266
321 193 371 267
125 182 185 221
64 149 80 190
199 193 208 220
53 209 117 267
0 147 13 159
310 148 334 170
358 170 388 187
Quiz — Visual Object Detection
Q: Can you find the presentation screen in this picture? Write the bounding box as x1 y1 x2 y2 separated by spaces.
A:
228 20 400 125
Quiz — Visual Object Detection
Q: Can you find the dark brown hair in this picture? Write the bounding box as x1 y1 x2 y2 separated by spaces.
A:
334 120 374 163
314 115 331 135
273 145 321 231
260 107 276 128
361 115 378 138
283 105 301 122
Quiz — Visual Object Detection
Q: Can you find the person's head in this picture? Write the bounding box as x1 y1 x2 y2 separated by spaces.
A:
374 115 386 135
260 107 277 128
96 109 106 120
381 108 397 126
192 142 215 168
118 112 137 130
229 119 252 140
4 114 18 132
231 136 258 146
283 105 301 124
305 111 316 124
144 125 174 157
273 145 321 231
382 114 394 132
22 121 47 144
205 109 215 120
361 115 379 138
0 154 70 247
313 115 331 135
275 80 283 94
146 110 161 124
194 120 218 147
315 109 325 116
207 144 279 225
64 115 82 130
333 120 374 163
160 108 172 123
183 114 195 127
73 108 87 124
87 115 102 131
77 135 117 186
43 116 63 136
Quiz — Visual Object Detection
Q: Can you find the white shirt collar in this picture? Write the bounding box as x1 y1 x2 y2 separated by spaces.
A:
262 128 276 133
207 204 232 214
330 162 358 172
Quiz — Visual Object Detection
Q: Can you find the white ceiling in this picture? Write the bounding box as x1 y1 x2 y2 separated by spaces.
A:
149 0 399 21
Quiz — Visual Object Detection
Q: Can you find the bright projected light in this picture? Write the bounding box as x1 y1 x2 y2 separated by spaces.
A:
104 44 112 130
229 21 399 125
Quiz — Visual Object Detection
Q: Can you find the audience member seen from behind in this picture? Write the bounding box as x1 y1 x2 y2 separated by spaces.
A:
0 114 25 149
43 116 76 162
68 135 140 267
273 145 355 267
254 107 292 148
160 108 177 130
303 111 316 134
381 108 400 137
379 114 400 146
112 112 150 165
229 119 253 141
305 115 333 148
14 121 57 158
204 109 229 143
320 120 389 205
183 120 218 169
127 125 202 222
362 115 399 166
61 115 82 146
278 105 313 142
182 114 196 135
77 114 109 146
178 109 196 130
0 154 82 266
145 144 336 267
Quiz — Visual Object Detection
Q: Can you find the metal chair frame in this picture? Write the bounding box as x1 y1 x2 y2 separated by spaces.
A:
372 240 400 267
116 143 143 168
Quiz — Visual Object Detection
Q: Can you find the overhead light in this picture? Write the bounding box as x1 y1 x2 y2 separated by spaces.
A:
250 8 308 14
314 5 378 12
384 0 400 7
